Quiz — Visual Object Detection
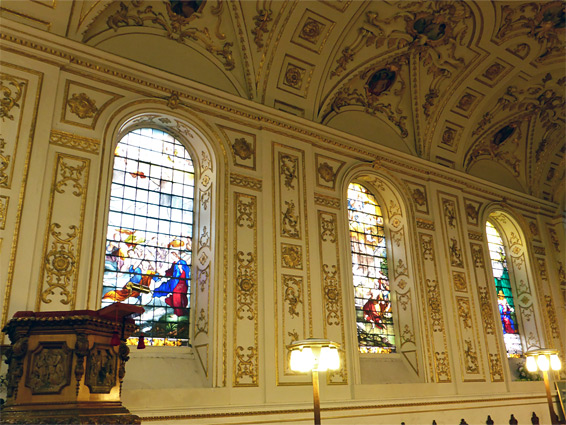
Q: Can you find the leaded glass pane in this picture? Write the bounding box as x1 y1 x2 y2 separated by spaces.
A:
102 128 194 347
486 221 522 358
348 183 395 354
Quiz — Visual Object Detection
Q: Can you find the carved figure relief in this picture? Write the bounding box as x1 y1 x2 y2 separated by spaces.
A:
85 345 117 394
26 342 72 394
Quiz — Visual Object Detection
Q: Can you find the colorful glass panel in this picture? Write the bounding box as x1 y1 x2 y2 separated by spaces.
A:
486 221 522 357
102 128 194 347
348 183 395 354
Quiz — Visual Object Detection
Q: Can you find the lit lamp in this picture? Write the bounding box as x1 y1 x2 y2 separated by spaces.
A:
525 349 562 425
289 338 341 425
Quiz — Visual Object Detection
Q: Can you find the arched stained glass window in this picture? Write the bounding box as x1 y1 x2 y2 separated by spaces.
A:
486 221 522 357
102 128 194 347
347 183 395 354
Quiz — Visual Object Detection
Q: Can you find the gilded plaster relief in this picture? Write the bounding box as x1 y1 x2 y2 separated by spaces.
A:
315 154 344 190
494 1 566 64
290 8 335 54
418 231 451 383
465 72 565 197
404 181 429 214
277 55 315 98
0 63 43 344
230 173 262 191
438 194 484 382
317 211 347 384
83 1 235 71
218 125 257 170
49 130 101 155
37 154 90 310
251 2 272 51
273 143 311 384
464 198 481 227
61 80 122 130
0 196 8 230
468 241 505 382
0 73 27 188
233 192 258 387
534 255 565 379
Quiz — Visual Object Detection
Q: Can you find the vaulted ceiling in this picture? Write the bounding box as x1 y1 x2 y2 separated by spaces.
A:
2 0 565 208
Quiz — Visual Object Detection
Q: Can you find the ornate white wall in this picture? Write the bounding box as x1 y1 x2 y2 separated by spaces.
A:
1 19 565 424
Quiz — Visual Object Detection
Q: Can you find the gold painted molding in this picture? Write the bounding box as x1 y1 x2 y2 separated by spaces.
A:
49 129 100 154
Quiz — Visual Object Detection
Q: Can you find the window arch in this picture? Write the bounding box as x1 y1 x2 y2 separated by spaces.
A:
101 127 195 347
347 182 395 354
486 220 522 357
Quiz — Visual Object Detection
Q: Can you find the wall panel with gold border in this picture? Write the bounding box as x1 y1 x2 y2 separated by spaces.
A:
437 192 486 382
272 142 312 385
0 60 45 341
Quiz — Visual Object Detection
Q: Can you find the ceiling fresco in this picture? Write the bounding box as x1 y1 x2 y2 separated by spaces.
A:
2 0 565 206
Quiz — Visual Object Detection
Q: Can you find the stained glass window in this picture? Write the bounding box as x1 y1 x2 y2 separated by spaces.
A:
102 128 194 347
486 221 522 357
348 183 395 354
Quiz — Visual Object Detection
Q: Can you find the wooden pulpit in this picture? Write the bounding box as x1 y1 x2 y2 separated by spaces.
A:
1 304 143 424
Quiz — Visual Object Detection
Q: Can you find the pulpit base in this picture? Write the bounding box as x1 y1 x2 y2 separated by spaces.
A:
0 401 140 424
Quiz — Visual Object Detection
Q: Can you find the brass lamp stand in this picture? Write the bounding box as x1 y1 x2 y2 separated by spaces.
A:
525 349 563 425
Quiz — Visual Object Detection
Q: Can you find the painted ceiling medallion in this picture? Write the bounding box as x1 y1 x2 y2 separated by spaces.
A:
366 68 396 97
493 123 518 146
168 0 206 21
410 14 447 43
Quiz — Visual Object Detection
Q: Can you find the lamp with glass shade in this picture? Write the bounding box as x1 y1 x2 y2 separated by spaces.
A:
524 349 563 425
288 339 340 425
